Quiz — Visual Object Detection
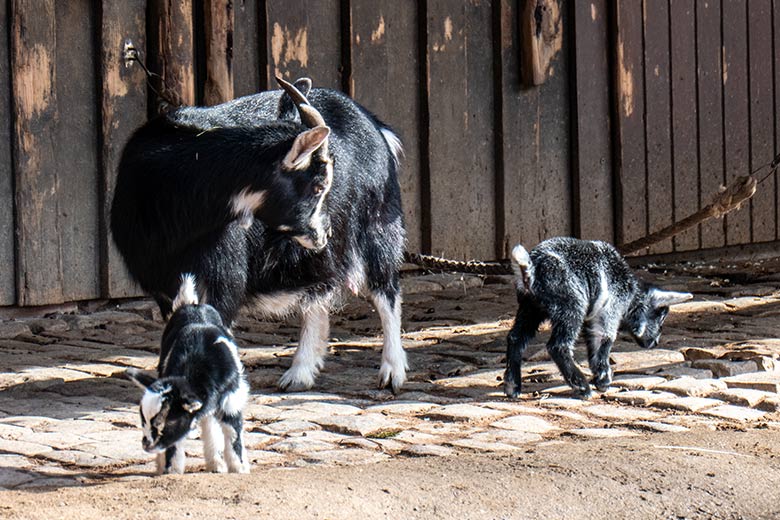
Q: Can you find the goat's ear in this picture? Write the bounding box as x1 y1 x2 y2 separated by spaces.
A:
293 77 312 97
650 288 693 307
282 126 331 170
125 368 156 390
182 398 203 414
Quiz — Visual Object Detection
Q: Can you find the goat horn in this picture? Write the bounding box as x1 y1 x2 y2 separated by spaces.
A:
275 76 326 128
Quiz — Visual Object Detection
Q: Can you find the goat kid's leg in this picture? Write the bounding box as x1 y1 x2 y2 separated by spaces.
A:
504 301 544 398
201 415 227 473
279 303 330 391
547 322 591 399
159 441 186 475
371 291 407 393
585 322 617 392
221 414 250 474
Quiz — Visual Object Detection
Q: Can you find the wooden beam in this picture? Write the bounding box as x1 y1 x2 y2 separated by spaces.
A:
203 0 235 105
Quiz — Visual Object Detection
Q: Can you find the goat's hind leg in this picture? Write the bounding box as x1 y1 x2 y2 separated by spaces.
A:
279 301 330 391
504 297 545 398
370 288 407 393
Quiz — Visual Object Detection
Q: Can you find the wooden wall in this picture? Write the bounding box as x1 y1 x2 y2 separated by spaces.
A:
0 0 778 307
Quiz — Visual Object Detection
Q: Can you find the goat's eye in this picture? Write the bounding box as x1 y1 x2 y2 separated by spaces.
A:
312 184 325 195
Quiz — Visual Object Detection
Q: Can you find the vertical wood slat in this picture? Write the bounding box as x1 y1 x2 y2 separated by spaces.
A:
0 0 15 305
722 0 751 245
349 0 423 253
427 0 495 260
11 0 61 305
748 0 776 243
776 0 780 240
500 0 571 253
696 0 726 249
149 0 196 107
613 0 647 248
571 0 613 243
99 0 147 299
53 2 100 302
233 0 263 97
643 0 673 254
203 0 234 105
265 0 342 89
669 0 700 251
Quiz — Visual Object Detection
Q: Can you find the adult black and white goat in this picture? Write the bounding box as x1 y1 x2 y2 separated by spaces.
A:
126 274 250 474
111 78 407 392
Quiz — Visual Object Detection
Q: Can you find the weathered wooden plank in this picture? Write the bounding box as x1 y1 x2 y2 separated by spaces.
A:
501 0 570 254
0 0 15 305
350 0 423 253
696 0 726 249
613 0 647 248
266 0 342 89
776 0 780 240
427 0 496 260
721 0 750 245
99 0 147 299
52 2 101 302
669 0 699 251
11 1 64 304
203 0 234 105
643 0 673 254
571 0 613 243
747 0 776 243
233 0 263 96
148 0 196 107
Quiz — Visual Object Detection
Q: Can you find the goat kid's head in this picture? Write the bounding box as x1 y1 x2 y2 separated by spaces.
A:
126 369 203 453
627 285 693 349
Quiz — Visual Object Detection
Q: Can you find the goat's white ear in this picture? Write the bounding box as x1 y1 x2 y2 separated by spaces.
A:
282 126 330 170
650 288 693 307
182 400 203 413
125 368 156 390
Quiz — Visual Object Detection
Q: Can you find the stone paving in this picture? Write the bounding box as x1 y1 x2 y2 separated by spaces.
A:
1 258 780 489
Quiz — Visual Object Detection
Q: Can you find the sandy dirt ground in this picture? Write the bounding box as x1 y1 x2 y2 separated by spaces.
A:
3 429 780 520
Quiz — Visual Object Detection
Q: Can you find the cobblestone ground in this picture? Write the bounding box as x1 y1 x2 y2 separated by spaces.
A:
1 259 780 490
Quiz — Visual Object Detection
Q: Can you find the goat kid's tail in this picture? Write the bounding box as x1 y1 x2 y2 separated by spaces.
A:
510 244 534 293
172 273 199 312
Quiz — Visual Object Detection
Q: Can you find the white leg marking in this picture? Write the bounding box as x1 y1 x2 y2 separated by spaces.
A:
168 441 186 474
222 422 250 474
372 292 407 392
201 415 226 473
278 304 330 391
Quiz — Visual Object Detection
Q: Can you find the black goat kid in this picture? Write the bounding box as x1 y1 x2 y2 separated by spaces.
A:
111 78 407 393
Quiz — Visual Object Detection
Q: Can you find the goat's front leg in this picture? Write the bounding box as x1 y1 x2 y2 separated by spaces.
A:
279 303 330 391
201 415 227 473
585 321 618 393
158 441 186 475
221 413 250 474
547 321 591 399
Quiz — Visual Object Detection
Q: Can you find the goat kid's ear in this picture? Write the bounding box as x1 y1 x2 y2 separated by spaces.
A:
650 288 693 307
283 126 331 170
125 368 156 390
182 398 203 414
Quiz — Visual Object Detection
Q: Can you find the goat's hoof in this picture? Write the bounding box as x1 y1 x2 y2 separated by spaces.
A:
278 366 317 392
503 381 521 399
206 460 227 473
378 365 406 395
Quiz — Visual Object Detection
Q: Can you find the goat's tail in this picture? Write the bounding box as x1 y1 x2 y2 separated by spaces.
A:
172 273 199 312
510 244 534 293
